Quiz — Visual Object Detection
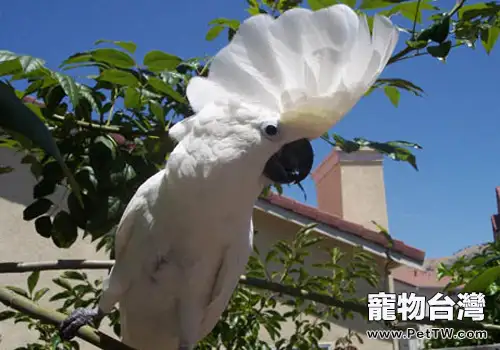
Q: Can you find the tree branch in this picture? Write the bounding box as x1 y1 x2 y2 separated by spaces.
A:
0 260 368 315
388 0 468 66
22 96 161 137
387 46 415 65
2 259 500 337
0 260 113 272
0 287 135 350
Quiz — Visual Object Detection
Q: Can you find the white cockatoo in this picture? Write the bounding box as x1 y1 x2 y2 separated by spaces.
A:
59 4 398 350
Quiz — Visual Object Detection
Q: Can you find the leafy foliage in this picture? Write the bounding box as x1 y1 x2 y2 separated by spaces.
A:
425 241 500 348
0 0 498 348
2 228 379 350
2 271 80 350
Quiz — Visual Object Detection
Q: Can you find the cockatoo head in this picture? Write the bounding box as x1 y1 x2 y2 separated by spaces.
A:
170 4 398 186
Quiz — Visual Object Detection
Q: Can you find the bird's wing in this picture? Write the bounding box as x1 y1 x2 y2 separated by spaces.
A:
198 224 254 339
99 171 165 313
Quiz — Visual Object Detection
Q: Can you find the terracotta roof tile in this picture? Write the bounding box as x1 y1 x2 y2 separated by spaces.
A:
262 193 425 262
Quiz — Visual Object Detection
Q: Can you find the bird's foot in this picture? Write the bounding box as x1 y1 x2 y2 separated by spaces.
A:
59 307 99 340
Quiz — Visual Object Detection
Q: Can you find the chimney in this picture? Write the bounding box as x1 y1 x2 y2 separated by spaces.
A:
311 147 389 231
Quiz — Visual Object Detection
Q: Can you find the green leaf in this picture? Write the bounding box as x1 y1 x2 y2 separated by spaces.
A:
24 80 43 96
426 40 452 60
307 0 337 10
52 277 72 290
0 59 23 76
49 290 71 301
359 0 393 10
395 0 435 23
99 69 139 86
27 271 40 295
51 335 62 350
143 50 182 72
35 216 53 238
367 140 420 170
342 0 357 8
52 211 78 248
90 135 117 167
33 179 57 198
331 136 421 170
53 72 80 107
463 266 500 293
406 40 428 49
206 25 225 41
91 48 135 68
209 18 240 29
67 192 88 228
333 134 361 153
388 140 423 149
147 77 186 103
458 2 500 21
384 86 400 107
458 2 487 18
375 78 425 97
481 27 500 55
124 87 141 109
33 287 50 301
247 5 266 15
60 52 93 67
6 286 29 298
42 161 65 183
62 271 86 280
94 39 137 54
78 84 100 112
429 17 450 44
23 198 53 221
0 50 46 73
372 221 394 246
149 101 165 125
0 165 14 174
0 310 16 321
74 166 98 192
0 83 81 201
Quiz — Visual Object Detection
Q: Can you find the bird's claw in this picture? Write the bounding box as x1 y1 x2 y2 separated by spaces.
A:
59 307 99 340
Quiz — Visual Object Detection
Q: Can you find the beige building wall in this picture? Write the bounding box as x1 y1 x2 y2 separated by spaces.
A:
393 280 446 350
0 148 114 350
253 209 394 350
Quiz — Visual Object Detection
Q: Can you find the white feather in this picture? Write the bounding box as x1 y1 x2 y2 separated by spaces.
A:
187 4 398 138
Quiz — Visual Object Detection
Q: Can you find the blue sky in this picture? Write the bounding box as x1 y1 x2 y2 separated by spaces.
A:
2 0 499 259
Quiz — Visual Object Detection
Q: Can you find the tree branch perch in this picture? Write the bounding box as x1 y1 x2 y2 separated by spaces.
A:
0 287 135 350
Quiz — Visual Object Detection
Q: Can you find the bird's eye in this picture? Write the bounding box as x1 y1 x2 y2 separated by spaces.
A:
261 122 280 139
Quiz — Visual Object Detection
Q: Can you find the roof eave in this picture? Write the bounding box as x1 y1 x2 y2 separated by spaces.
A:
256 195 425 268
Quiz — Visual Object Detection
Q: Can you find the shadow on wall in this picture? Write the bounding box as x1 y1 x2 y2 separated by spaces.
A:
0 148 38 206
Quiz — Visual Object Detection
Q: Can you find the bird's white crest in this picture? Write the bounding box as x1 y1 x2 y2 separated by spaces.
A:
186 4 398 139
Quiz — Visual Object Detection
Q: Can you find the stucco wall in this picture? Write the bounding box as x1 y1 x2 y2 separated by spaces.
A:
0 149 113 349
253 209 394 350
394 280 447 350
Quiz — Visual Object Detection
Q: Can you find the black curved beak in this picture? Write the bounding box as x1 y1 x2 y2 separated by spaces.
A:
263 139 314 184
